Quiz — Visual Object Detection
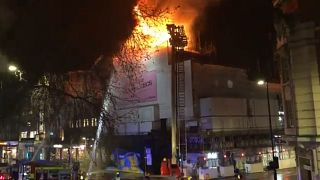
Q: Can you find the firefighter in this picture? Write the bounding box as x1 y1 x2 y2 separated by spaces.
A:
160 158 170 175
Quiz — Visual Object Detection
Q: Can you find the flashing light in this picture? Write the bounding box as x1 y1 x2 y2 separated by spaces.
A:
259 152 262 155
0 175 4 180
82 137 86 140
223 155 227 158
241 153 245 157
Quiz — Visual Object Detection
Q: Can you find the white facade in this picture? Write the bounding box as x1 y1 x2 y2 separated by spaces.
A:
115 48 173 135
200 97 281 132
115 48 283 135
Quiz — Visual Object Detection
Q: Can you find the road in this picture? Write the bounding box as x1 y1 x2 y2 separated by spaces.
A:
90 168 297 180
222 168 297 180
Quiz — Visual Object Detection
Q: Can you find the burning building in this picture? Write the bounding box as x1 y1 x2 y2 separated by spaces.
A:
3 0 292 177
101 2 291 177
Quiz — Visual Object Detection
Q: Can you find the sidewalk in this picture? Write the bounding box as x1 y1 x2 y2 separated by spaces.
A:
220 168 297 180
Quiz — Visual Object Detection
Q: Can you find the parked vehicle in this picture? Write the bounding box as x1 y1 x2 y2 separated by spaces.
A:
0 172 11 180
18 160 70 180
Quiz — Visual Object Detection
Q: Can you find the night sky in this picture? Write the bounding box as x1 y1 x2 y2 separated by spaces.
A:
0 0 276 76
0 0 137 75
193 0 275 74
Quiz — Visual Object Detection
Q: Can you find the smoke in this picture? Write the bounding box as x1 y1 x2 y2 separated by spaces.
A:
0 53 10 73
144 0 274 70
0 0 138 75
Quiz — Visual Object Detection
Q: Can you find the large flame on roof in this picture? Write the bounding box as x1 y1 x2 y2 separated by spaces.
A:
133 4 172 48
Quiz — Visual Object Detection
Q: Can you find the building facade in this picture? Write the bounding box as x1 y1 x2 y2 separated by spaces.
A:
280 22 320 179
114 47 295 174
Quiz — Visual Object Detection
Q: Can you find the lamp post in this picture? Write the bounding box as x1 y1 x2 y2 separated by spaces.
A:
8 65 24 81
257 79 277 180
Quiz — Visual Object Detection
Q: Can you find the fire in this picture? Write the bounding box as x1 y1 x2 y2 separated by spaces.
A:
133 4 172 48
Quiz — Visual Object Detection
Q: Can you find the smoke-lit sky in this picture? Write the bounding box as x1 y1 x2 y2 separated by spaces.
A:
152 0 275 72
0 0 275 75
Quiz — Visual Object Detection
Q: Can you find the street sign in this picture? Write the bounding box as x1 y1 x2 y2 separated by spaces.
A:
145 148 152 165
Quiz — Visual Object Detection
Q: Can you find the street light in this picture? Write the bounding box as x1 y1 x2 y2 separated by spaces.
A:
257 79 278 180
8 65 17 72
8 65 24 81
257 80 265 86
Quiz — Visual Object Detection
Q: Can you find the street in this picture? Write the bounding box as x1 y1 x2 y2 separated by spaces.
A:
110 168 297 180
223 168 297 180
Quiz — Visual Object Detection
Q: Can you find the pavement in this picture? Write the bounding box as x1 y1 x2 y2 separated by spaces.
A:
88 168 297 180
222 168 297 180
145 168 297 180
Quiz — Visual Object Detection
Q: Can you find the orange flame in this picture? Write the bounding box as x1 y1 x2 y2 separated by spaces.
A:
133 4 172 48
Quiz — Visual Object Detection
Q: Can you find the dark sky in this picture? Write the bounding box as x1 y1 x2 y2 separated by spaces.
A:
193 0 275 76
0 0 137 75
0 0 276 77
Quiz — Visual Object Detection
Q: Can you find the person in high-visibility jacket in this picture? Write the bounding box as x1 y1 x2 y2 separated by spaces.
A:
160 158 170 175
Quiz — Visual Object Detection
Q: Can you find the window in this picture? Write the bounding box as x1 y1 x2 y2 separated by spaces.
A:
94 118 98 126
30 131 37 138
285 100 295 128
281 57 291 84
78 120 82 127
20 131 28 139
91 118 95 127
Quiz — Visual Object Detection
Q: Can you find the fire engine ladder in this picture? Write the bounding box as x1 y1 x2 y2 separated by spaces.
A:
176 61 187 161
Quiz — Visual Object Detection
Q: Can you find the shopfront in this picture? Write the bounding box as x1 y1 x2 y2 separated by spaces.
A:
0 141 18 165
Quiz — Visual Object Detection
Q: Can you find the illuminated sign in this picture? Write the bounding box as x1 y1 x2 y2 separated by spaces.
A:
207 152 218 159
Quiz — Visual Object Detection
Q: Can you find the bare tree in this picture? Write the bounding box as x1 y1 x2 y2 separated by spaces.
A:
23 3 172 170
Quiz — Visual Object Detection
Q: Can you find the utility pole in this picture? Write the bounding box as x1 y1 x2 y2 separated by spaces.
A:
167 24 188 166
